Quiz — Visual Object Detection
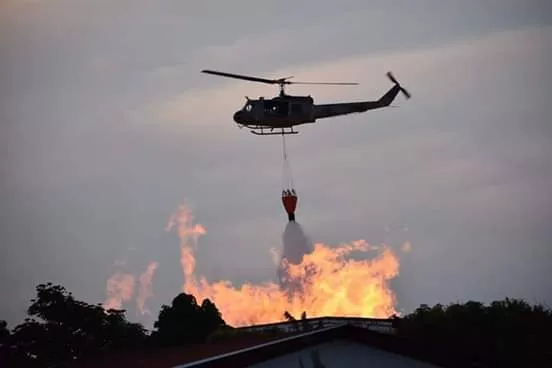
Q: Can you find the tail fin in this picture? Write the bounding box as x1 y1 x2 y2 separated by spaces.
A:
378 84 401 106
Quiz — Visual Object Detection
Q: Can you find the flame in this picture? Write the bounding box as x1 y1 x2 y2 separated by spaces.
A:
136 261 160 315
166 204 402 327
166 204 206 281
103 258 160 316
103 272 135 310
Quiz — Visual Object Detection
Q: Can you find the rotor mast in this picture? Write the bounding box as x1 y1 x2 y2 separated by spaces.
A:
277 79 288 96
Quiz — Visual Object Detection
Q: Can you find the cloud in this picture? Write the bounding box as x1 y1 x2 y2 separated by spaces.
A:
146 1 552 82
2 1 551 327
149 25 552 230
145 25 552 311
153 25 550 139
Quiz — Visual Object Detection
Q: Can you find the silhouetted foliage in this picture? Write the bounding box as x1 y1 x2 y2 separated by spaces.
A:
2 282 147 367
398 298 552 366
0 320 8 347
1 284 230 366
0 320 10 366
4 282 552 367
151 292 226 347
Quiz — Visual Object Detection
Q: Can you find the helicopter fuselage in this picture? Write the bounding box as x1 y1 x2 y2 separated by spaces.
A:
233 82 404 135
201 69 411 135
233 94 316 129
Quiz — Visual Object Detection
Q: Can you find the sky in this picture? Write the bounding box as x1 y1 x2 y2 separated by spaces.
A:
1 0 552 328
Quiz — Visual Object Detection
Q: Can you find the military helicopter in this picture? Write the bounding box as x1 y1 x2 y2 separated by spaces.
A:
201 69 411 135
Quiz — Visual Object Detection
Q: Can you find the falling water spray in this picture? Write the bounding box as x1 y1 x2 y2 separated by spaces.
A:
277 221 314 296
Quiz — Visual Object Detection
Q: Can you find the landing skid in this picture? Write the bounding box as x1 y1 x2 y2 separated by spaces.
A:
250 127 299 136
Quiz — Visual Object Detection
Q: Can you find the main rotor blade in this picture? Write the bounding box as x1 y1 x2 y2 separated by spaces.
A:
289 81 359 85
201 69 280 84
202 70 358 86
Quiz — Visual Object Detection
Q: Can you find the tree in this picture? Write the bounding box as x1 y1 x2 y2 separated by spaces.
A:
4 282 147 367
397 298 552 367
6 318 48 367
152 293 226 347
200 298 226 334
0 320 12 366
0 320 8 345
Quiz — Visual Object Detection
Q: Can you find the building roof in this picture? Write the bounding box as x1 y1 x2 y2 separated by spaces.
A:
174 324 347 368
80 331 294 368
169 317 497 368
237 315 397 334
82 316 496 368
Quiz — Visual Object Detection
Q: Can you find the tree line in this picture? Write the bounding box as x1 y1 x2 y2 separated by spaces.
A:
397 299 552 366
0 283 226 367
1 282 550 367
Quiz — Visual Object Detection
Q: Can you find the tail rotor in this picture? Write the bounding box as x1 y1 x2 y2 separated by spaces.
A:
387 71 411 99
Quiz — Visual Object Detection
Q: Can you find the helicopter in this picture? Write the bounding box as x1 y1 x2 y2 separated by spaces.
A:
201 69 411 135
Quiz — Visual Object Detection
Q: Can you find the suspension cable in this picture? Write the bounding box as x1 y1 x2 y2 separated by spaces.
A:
282 134 295 189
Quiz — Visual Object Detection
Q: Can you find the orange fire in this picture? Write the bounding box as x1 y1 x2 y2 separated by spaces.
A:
103 270 135 310
103 259 160 317
137 261 160 315
166 204 403 327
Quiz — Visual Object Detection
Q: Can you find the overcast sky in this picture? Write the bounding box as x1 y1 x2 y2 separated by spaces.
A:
1 0 551 328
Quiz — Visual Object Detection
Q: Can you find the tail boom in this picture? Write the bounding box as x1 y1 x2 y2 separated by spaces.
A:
312 72 409 120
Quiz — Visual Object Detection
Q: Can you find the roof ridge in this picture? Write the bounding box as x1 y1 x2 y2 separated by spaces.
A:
172 323 347 368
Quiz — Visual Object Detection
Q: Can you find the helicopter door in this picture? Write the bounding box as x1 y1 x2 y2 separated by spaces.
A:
264 100 289 117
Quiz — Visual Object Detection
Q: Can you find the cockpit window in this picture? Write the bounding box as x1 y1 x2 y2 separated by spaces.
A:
245 103 252 112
